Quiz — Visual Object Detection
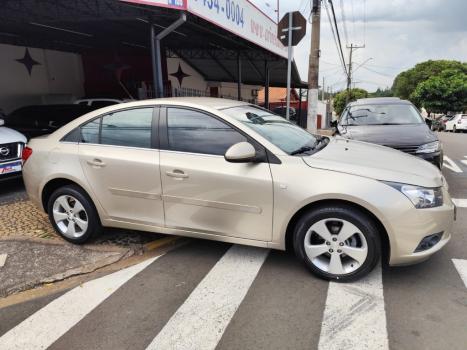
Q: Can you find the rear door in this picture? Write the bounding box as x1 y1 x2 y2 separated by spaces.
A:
78 106 164 227
159 106 273 241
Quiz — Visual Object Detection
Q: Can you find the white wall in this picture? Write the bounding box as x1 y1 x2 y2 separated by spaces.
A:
167 57 259 102
167 57 207 93
0 43 84 113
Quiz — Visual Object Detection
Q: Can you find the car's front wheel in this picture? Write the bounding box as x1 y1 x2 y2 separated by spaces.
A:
47 185 101 244
293 205 381 282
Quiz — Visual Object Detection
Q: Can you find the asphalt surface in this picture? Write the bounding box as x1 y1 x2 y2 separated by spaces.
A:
0 132 466 350
0 177 27 205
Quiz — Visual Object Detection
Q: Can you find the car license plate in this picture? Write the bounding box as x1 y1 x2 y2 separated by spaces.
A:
0 161 22 175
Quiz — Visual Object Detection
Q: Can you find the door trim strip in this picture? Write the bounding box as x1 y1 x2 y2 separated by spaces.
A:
109 187 162 200
162 195 262 214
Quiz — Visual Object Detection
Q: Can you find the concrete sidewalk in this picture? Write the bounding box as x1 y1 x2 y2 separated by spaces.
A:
0 238 131 298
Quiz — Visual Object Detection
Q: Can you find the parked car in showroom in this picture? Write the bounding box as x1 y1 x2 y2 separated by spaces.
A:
0 117 27 179
332 97 443 168
74 98 124 108
4 104 94 139
445 113 467 133
22 98 454 281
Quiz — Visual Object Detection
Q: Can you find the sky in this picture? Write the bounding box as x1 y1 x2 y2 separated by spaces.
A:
252 0 467 93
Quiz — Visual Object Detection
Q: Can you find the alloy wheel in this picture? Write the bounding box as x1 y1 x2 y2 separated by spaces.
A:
52 195 89 239
303 218 368 275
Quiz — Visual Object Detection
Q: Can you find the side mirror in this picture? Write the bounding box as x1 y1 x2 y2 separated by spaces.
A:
0 119 4 127
225 142 256 163
425 118 432 127
330 120 337 128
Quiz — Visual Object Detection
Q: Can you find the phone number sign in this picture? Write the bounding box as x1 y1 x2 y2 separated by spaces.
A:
188 0 287 58
121 0 287 58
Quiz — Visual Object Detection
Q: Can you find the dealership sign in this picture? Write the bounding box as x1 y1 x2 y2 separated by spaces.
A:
122 0 287 58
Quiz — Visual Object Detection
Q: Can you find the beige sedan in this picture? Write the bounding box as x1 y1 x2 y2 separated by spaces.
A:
22 98 455 281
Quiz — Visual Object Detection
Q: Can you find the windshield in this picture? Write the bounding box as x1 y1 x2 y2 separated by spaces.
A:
342 104 424 126
222 105 318 154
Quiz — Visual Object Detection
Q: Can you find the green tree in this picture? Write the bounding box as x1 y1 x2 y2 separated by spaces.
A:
333 88 368 116
411 69 467 114
392 60 467 106
370 87 393 97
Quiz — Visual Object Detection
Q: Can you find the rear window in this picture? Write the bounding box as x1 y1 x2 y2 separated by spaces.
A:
462 115 467 119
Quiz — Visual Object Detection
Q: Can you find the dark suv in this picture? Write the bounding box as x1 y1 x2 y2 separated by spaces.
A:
333 97 443 168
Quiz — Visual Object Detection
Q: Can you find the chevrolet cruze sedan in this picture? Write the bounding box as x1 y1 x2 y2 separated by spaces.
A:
22 98 455 281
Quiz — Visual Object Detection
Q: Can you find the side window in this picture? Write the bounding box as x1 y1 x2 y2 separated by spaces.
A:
79 108 154 148
81 118 100 143
167 108 246 156
101 108 153 148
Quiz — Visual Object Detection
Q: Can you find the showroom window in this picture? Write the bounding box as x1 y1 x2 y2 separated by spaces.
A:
167 108 246 155
80 108 153 148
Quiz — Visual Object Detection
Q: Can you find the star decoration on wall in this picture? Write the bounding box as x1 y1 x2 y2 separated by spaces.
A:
170 63 190 87
16 48 41 76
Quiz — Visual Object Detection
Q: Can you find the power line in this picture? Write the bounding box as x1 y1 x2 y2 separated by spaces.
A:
363 0 367 46
339 0 349 46
360 65 394 78
325 0 348 78
350 0 356 41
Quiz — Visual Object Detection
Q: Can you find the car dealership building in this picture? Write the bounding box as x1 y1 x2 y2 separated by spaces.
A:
0 0 306 117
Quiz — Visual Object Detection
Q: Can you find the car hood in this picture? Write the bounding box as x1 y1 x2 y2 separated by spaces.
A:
340 123 436 146
0 127 27 144
303 137 443 188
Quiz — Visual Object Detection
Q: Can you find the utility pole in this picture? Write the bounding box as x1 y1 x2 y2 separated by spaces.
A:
346 43 365 104
322 76 325 101
307 0 321 133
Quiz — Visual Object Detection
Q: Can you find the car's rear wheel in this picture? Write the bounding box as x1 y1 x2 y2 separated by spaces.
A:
293 205 381 282
47 185 101 244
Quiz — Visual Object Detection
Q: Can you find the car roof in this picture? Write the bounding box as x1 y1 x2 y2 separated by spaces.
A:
131 97 251 110
348 97 412 107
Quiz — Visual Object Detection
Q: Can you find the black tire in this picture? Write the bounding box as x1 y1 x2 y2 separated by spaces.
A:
293 205 381 282
47 185 101 244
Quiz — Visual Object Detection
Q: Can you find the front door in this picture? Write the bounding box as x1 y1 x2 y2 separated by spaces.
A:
160 107 273 241
78 107 164 227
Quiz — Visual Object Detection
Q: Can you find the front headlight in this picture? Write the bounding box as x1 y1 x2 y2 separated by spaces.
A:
416 141 440 154
383 182 443 208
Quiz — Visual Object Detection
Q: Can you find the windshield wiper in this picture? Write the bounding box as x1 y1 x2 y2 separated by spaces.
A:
290 137 328 155
290 145 314 155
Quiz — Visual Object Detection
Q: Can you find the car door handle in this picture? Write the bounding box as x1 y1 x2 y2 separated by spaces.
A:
166 170 188 179
87 159 106 167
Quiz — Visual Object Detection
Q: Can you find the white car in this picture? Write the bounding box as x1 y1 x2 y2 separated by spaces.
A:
74 98 123 109
0 118 27 179
445 114 467 133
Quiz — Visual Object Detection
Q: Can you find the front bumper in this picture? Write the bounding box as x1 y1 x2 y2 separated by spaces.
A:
0 159 22 179
388 188 455 266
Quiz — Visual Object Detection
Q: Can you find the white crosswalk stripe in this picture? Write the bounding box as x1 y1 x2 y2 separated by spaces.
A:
452 198 467 208
318 264 389 350
452 259 467 288
443 156 463 173
145 245 269 350
0 256 160 350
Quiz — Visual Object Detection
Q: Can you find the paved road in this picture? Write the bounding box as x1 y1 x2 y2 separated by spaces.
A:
0 133 466 350
0 177 27 205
